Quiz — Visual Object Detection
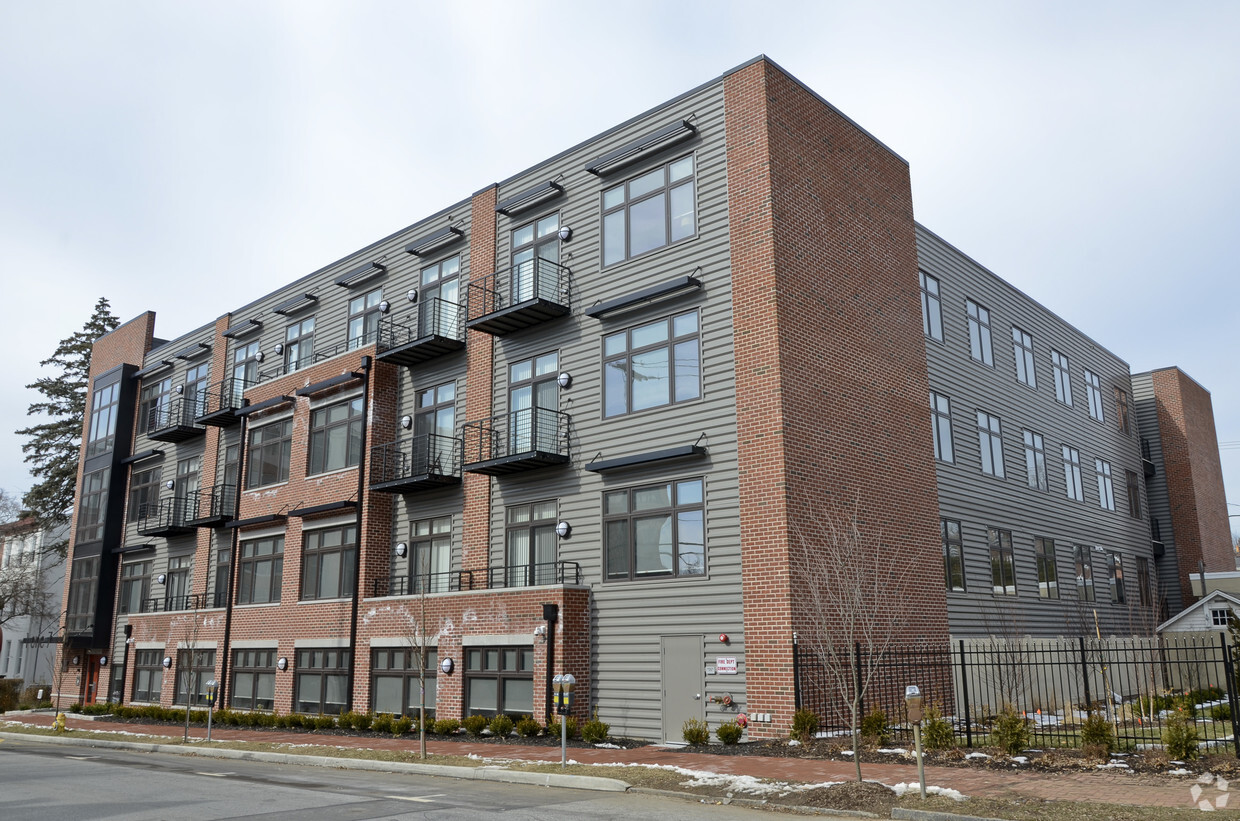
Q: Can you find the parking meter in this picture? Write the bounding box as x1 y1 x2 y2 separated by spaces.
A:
205 679 218 707
905 684 923 723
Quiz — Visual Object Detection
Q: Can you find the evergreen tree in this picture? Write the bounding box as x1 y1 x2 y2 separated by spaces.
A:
16 298 120 554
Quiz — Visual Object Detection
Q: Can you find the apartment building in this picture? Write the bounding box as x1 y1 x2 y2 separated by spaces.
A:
1 517 66 687
55 56 1231 742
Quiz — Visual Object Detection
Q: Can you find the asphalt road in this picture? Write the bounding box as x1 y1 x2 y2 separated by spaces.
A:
0 735 786 820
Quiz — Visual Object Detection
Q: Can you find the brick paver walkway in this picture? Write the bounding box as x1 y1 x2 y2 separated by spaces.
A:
2 713 1204 810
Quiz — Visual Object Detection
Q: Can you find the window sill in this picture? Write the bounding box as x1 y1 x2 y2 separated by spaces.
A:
296 597 354 605
244 481 290 493
305 465 359 480
232 601 284 608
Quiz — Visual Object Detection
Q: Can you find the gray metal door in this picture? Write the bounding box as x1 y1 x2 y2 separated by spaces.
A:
661 635 704 743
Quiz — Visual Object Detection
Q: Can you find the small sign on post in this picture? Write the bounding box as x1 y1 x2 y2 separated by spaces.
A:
906 684 926 799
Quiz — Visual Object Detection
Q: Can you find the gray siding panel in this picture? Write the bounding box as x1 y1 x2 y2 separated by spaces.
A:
1132 372 1183 614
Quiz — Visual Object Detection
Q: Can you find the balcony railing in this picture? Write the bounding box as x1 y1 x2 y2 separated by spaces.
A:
139 593 209 613
375 298 465 365
371 570 476 598
186 484 236 527
256 355 314 384
370 433 462 492
146 397 206 442
487 560 582 589
462 407 570 475
196 378 249 426
135 496 196 537
212 589 229 609
466 258 570 335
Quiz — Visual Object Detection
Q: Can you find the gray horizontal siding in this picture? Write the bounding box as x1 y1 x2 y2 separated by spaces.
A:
1132 372 1182 614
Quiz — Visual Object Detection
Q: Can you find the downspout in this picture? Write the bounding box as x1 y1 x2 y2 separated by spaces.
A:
345 355 372 713
216 408 249 707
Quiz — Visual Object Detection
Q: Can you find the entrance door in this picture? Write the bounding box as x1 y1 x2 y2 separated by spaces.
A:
660 635 704 743
84 654 102 704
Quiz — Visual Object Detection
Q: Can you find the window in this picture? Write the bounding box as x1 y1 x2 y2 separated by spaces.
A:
66 556 99 633
1035 538 1059 599
132 650 163 702
184 362 210 412
409 517 451 594
176 455 202 504
284 316 315 372
511 217 558 303
347 287 383 349
1062 445 1084 501
231 649 276 711
86 381 120 458
1084 369 1104 421
415 382 456 472
988 527 1016 595
509 352 558 454
1106 551 1125 603
128 467 160 523
1212 609 1231 628
213 547 230 608
232 340 260 392
119 560 151 615
603 311 700 417
1114 387 1131 435
301 524 357 600
165 555 192 610
605 478 705 581
139 376 172 433
308 398 363 475
464 645 534 717
966 299 993 366
919 272 943 341
1074 545 1094 602
504 501 557 587
220 440 240 490
237 535 284 604
371 646 437 718
976 411 1005 478
602 154 695 266
930 392 954 462
174 648 215 706
942 519 964 592
295 648 350 715
1125 470 1141 519
1095 459 1115 511
246 419 292 488
1052 350 1072 405
1011 327 1036 388
1137 556 1152 608
419 254 461 332
78 468 110 542
1023 430 1048 491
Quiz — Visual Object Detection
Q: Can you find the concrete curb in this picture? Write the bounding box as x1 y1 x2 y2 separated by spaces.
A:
631 786 880 817
0 731 629 792
892 808 1009 821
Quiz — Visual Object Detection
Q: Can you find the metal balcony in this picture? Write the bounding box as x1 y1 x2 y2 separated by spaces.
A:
487 560 582 589
371 570 476 598
462 407 570 475
146 397 206 442
135 496 195 537
465 258 570 335
185 484 236 528
375 298 465 365
139 593 209 613
370 433 462 493
196 379 248 426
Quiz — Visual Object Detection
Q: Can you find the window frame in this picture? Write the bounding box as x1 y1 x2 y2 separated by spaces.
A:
1052 350 1072 406
128 466 161 524
1084 369 1104 422
988 527 1016 596
284 316 315 373
237 535 284 605
246 418 293 488
464 645 535 718
408 516 452 594
604 477 706 582
1035 537 1059 599
347 287 384 349
231 649 277 711
307 397 364 475
1125 470 1141 519
919 271 943 342
1074 545 1095 602
301 524 358 601
1137 556 1153 608
294 648 351 715
966 299 994 366
1095 458 1115 511
1062 445 1084 502
601 153 697 267
371 646 438 718
1022 429 1048 491
931 391 954 463
976 411 1005 478
942 519 965 592
1106 550 1125 604
1114 387 1131 435
139 376 173 434
173 648 215 706
77 467 110 543
131 649 164 703
603 309 701 418
1011 327 1036 388
118 559 152 615
86 381 121 458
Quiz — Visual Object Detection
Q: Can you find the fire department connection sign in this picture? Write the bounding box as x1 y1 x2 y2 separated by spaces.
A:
715 657 737 675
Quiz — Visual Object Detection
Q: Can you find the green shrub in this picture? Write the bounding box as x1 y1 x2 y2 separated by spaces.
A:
391 715 414 736
463 714 489 737
314 714 336 730
0 679 23 712
1080 712 1114 754
682 717 709 745
1211 703 1232 722
81 702 112 716
337 711 357 730
515 715 541 737
547 715 579 739
790 708 819 742
433 718 460 735
581 714 610 744
489 714 514 738
921 704 955 750
68 702 83 713
860 708 889 745
355 711 373 731
371 713 394 733
716 721 743 745
1163 708 1200 760
989 704 1030 755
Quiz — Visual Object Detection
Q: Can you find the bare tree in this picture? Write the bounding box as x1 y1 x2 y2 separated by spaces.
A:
791 498 919 782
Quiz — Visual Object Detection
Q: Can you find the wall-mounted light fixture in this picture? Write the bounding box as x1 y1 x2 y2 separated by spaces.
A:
533 624 548 642
379 300 391 314
165 480 175 491
555 521 572 539
157 573 167 585
440 657 454 674
277 657 288 671
175 385 184 395
558 226 573 242
407 289 418 303
162 656 172 669
275 342 285 356
395 542 408 558
556 372 572 389
100 656 108 666
400 415 413 430
255 351 265 363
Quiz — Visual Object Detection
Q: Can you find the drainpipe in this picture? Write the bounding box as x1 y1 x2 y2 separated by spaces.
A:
216 407 249 707
345 355 372 713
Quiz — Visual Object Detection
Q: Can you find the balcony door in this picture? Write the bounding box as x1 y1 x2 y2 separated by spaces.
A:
505 501 556 587
508 353 557 455
512 214 559 303
419 255 459 337
414 382 455 474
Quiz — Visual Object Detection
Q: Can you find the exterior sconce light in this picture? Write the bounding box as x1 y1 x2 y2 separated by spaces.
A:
275 342 285 355
534 624 547 642
175 385 184 394
395 542 408 558
400 415 413 430
407 289 418 303
557 372 572 389
162 656 172 669
165 480 175 491
555 521 571 539
255 351 265 363
71 655 81 665
557 226 573 242
157 573 167 585
379 300 391 313
440 657 454 674
99 656 108 666
277 657 288 671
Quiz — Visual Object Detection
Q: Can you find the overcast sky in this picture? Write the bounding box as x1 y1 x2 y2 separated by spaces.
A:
1 1 1237 530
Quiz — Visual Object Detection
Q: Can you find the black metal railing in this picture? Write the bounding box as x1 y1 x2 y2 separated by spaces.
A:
370 434 462 485
198 378 250 418
145 396 205 434
372 570 476 598
257 355 314 383
139 593 209 613
212 589 229 609
190 484 236 522
462 407 569 466
467 258 569 318
794 634 1240 755
377 298 464 348
487 560 581 589
135 496 195 534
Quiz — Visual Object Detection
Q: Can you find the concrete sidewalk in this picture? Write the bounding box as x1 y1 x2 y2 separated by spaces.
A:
1 712 1206 811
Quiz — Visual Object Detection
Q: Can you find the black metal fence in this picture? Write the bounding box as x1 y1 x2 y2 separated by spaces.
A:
794 634 1240 755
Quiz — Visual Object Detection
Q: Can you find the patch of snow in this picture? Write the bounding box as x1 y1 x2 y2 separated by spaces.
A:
892 783 966 801
788 739 800 747
1168 768 1193 776
1095 762 1130 770
840 750 855 756
1011 756 1028 764
593 743 622 749
877 748 909 755
965 752 991 760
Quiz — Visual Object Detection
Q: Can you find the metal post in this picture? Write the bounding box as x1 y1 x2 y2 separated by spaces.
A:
958 640 972 748
913 723 926 799
1220 631 1240 758
1079 635 1092 709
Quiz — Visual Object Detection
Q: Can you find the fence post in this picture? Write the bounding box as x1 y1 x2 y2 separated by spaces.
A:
1079 635 1092 710
959 639 972 748
854 641 864 722
792 633 801 711
1219 631 1240 759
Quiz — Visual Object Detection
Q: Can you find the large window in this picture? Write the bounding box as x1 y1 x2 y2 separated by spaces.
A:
1126 470 1141 519
604 310 700 417
988 527 1016 596
174 649 215 706
232 649 276 711
1074 545 1094 602
78 468 110 542
132 650 163 702
511 217 557 303
966 299 993 366
1095 459 1115 511
942 519 964 592
1114 387 1131 435
919 271 943 342
465 645 533 718
213 547 230 608
165 555 192 611
348 287 383 349
1052 350 1072 405
509 353 558 454
184 362 210 411
232 340 260 392
416 382 456 472
308 398 363 475
1106 551 1125 604
119 560 151 615
931 392 954 462
301 524 357 600
410 517 452 594
284 316 315 373
1023 430 1048 491
86 381 120 458
1084 369 1104 421
976 411 1005 478
237 535 284 605
66 556 99 633
504 501 557 587
1011 327 1036 388
139 376 172 433
295 648 350 715
372 647 437 718
1035 538 1059 599
604 478 705 581
247 419 292 488
128 466 160 522
602 154 695 266
1062 445 1084 501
